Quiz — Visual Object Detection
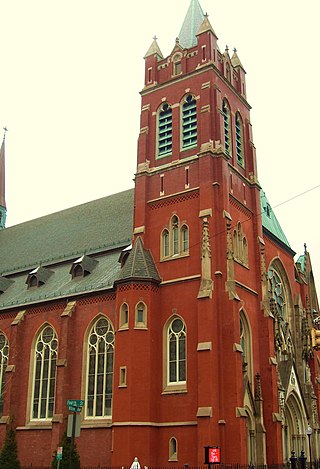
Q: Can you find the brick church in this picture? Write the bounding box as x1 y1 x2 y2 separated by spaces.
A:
0 0 319 467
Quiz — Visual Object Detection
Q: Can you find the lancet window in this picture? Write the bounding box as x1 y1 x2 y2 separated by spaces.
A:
158 103 173 157
86 317 114 418
0 333 8 416
161 215 189 260
32 325 58 420
181 94 197 149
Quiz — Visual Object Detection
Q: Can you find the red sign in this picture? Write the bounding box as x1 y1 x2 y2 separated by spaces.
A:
208 447 220 463
205 446 221 464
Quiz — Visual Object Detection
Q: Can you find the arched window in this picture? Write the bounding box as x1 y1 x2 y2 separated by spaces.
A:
268 268 286 320
172 216 179 255
182 94 197 149
167 317 186 385
233 222 248 266
135 302 147 328
73 264 83 278
173 54 182 76
162 229 169 258
119 303 129 329
0 333 8 416
181 225 189 253
226 62 231 82
32 325 58 420
235 112 244 166
86 317 114 418
222 99 231 156
240 311 253 382
158 103 172 158
169 436 178 461
160 216 189 260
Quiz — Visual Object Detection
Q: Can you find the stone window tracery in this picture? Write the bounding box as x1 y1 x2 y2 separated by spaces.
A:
233 222 248 266
167 317 186 385
0 333 8 416
161 215 189 261
86 317 114 418
32 325 58 420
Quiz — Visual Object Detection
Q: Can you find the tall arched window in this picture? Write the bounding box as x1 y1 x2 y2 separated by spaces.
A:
169 436 178 461
32 325 58 420
172 216 179 255
162 229 169 258
119 303 129 329
240 311 253 383
0 333 9 416
135 302 147 328
222 99 231 156
158 103 172 157
182 94 197 149
235 112 244 166
181 225 189 253
167 317 186 385
268 268 286 320
86 317 114 418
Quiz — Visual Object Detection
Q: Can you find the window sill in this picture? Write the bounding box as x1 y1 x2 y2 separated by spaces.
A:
81 418 112 428
162 385 187 395
134 325 148 330
161 252 189 262
17 421 52 430
118 325 129 331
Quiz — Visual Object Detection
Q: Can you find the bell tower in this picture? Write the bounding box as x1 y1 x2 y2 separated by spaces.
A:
129 0 266 464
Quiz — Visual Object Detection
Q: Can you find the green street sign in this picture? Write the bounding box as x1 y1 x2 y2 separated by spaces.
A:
56 453 62 461
68 405 82 412
66 399 84 407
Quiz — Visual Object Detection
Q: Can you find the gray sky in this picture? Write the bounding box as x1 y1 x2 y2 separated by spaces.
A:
1 0 319 293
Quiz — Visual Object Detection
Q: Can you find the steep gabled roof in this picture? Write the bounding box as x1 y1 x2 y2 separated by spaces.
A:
178 0 205 49
116 236 161 284
260 190 292 251
0 188 134 275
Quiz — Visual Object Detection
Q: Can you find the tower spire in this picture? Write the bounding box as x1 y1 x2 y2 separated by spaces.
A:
178 0 205 49
0 127 7 229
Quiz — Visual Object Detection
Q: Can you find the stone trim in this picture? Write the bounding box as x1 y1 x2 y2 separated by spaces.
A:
197 342 212 351
197 407 212 417
11 310 26 326
61 300 76 318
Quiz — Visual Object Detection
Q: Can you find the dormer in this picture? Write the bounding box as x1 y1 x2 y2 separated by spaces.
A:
119 245 132 268
70 255 98 279
26 266 53 288
0 275 13 294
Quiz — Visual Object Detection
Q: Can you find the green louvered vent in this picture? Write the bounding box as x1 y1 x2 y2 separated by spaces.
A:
222 100 231 156
182 95 197 149
235 112 244 166
158 103 172 157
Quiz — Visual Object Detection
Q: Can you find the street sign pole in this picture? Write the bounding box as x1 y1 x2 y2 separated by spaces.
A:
70 411 77 469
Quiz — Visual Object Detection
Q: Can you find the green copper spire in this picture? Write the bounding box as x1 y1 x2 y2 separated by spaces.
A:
178 0 205 49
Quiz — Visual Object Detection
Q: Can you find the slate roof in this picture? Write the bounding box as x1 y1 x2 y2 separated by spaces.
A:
0 188 134 310
116 237 161 284
0 188 134 275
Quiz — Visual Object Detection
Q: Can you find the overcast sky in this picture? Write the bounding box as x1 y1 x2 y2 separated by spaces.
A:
1 0 319 293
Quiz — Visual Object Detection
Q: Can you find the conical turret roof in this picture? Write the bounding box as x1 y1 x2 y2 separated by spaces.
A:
196 13 217 38
144 36 164 60
178 0 205 49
